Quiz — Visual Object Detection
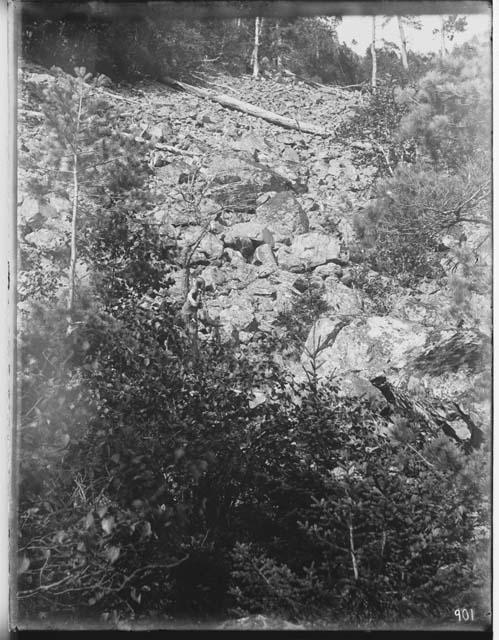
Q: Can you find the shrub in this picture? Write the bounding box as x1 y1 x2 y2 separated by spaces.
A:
352 161 490 286
396 47 491 169
336 80 417 177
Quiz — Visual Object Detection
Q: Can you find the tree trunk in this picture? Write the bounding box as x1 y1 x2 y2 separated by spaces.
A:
67 85 83 326
371 16 377 91
252 16 261 78
275 20 282 70
397 16 409 70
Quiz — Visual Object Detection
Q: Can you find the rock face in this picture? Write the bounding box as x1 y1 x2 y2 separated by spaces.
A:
302 316 428 381
301 315 490 439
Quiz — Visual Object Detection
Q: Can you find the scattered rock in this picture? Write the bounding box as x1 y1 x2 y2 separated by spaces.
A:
19 197 42 225
156 160 192 184
200 265 227 289
255 191 309 241
282 147 300 163
203 154 292 209
253 243 277 267
179 226 224 263
24 228 66 251
314 263 344 279
218 302 256 334
224 221 269 246
323 278 363 314
277 231 348 271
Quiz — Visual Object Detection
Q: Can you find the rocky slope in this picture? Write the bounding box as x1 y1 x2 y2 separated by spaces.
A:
18 64 491 446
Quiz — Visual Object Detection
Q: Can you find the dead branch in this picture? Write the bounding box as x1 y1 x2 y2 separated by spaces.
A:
160 75 329 137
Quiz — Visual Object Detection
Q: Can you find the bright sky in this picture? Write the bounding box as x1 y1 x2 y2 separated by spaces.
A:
337 14 491 55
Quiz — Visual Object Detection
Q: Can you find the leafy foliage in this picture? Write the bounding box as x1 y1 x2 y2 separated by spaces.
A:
337 81 417 177
275 274 329 355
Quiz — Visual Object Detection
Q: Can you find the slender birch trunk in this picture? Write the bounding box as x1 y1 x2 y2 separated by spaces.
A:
67 82 83 325
252 16 261 78
371 16 377 91
397 16 409 70
275 20 282 70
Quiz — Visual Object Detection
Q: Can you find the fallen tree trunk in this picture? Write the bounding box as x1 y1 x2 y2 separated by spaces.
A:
160 76 329 137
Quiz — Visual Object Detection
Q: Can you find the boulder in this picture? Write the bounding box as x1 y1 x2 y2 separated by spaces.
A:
224 247 247 268
314 263 344 279
203 154 292 209
218 302 256 334
245 279 277 298
200 265 228 289
231 133 270 155
179 226 224 263
156 160 191 184
301 316 428 381
147 122 173 142
292 274 324 293
282 147 300 163
40 194 69 217
224 221 273 245
253 243 277 267
277 232 348 271
18 197 42 225
323 278 363 315
255 191 309 241
24 228 66 252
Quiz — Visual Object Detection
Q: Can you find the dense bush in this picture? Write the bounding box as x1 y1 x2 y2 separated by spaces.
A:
275 274 329 355
396 47 491 169
18 302 490 624
337 80 417 178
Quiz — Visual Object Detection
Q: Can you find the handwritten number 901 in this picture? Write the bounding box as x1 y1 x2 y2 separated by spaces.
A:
454 608 474 622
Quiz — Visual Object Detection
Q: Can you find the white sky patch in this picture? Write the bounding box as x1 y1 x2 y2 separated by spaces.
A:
337 14 491 55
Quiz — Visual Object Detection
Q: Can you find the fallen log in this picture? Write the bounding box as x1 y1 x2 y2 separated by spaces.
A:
160 76 329 137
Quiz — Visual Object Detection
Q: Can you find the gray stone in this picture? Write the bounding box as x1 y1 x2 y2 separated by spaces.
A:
231 133 269 155
282 147 300 163
255 191 309 241
314 263 344 279
180 226 224 263
277 232 348 271
19 197 41 224
218 302 256 333
200 265 227 289
323 278 363 315
24 228 66 251
224 221 271 245
203 154 292 209
156 160 191 184
253 243 277 267
301 316 429 382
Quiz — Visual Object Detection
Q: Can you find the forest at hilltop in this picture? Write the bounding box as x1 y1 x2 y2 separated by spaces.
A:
15 3 491 631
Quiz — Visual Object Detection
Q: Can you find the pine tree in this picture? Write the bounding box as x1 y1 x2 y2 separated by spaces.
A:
38 67 151 327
